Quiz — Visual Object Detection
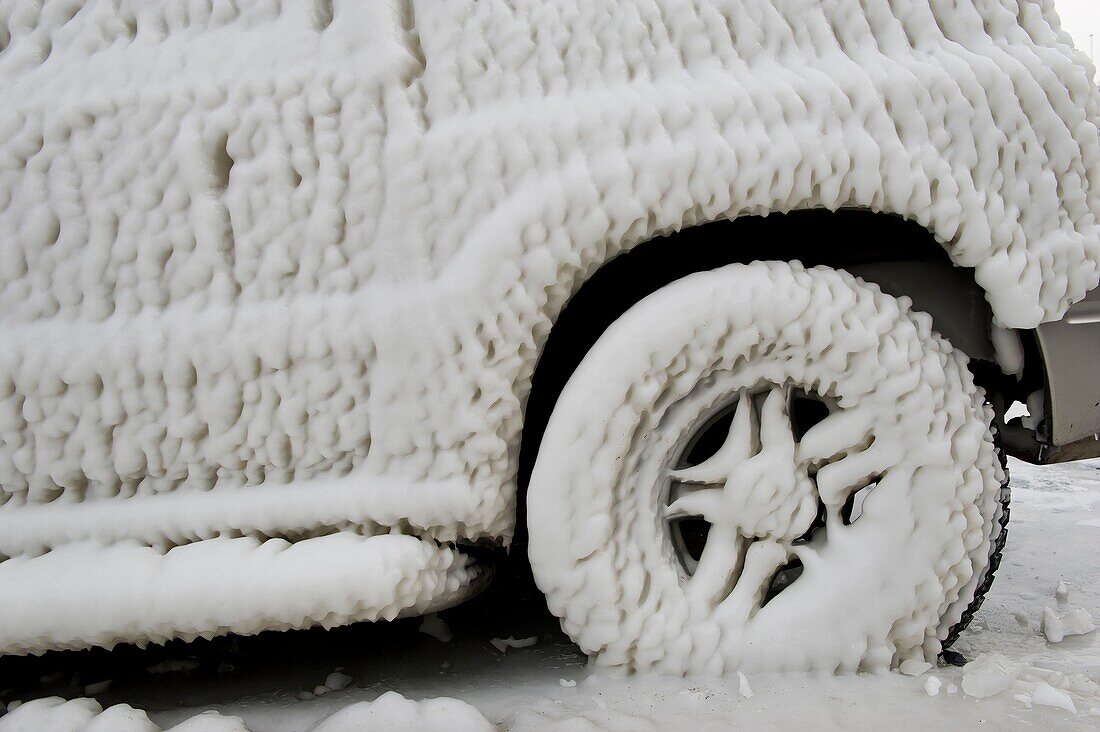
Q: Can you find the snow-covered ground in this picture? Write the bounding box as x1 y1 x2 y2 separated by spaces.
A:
1 457 1098 731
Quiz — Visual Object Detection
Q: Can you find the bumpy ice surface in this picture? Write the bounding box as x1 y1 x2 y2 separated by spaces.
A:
0 0 1096 651
0 693 493 732
0 697 230 732
0 534 484 654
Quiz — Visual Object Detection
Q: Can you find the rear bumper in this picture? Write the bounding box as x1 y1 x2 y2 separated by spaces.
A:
1028 289 1100 463
1037 433 1100 464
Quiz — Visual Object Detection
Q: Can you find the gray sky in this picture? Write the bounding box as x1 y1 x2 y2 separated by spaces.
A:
1055 0 1100 61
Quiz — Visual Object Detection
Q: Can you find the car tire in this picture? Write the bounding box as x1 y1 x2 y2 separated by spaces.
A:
527 261 1005 673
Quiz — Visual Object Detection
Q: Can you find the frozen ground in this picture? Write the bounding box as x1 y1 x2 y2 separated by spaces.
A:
1 457 1098 730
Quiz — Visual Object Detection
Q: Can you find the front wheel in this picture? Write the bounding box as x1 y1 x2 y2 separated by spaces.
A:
527 262 1006 674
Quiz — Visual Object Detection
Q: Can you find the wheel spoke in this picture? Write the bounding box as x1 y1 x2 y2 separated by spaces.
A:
814 443 893 512
795 404 875 466
670 388 758 485
715 539 790 623
665 485 723 521
666 477 717 506
758 386 795 458
686 525 745 609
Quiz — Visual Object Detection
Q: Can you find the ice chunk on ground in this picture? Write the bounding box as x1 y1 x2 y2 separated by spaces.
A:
1030 683 1077 714
324 672 353 692
1041 606 1096 643
900 660 933 676
1016 667 1098 696
1056 581 1070 605
737 672 754 699
419 614 454 643
559 679 577 688
962 654 1023 699
490 636 538 653
308 692 493 732
924 677 942 697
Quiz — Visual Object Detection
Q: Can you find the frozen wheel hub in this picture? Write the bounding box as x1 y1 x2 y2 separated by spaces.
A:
663 385 839 614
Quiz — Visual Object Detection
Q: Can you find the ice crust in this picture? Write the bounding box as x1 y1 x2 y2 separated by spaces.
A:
308 692 495 731
0 0 1096 652
0 534 481 654
0 698 244 732
0 693 494 732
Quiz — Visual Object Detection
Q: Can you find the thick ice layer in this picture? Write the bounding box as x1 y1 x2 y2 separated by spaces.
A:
0 533 482 655
0 1 1096 650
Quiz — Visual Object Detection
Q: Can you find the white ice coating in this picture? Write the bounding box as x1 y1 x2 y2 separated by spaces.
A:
0 1 1096 652
308 692 495 732
0 694 494 732
0 533 483 655
0 698 242 732
528 263 1003 672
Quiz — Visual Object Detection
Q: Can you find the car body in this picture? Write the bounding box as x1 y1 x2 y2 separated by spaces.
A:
0 0 1097 656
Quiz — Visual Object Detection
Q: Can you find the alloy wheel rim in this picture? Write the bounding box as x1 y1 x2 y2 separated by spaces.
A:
660 383 875 614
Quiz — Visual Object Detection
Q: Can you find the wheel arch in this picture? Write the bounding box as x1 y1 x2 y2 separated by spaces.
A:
517 209 1044 528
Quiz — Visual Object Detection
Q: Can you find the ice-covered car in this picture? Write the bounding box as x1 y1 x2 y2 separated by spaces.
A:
1 0 1098 674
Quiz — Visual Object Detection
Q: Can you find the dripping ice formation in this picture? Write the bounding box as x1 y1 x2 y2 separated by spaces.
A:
0 0 1097 657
